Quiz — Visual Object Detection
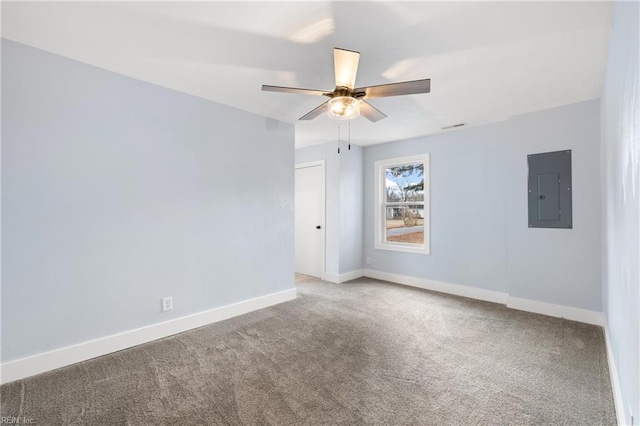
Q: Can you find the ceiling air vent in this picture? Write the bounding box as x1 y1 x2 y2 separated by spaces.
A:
442 123 467 130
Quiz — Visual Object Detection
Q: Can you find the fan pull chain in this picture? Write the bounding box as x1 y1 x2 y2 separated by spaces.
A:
348 120 351 150
337 123 341 154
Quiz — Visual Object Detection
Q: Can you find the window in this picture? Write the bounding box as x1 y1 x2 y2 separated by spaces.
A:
374 154 430 254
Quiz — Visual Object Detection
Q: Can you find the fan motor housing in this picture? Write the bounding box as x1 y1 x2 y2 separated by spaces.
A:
332 86 353 98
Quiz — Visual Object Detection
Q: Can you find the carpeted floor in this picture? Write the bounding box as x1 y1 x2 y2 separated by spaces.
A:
1 275 616 425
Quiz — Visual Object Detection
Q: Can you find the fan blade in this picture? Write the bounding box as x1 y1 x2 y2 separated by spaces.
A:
355 79 431 99
334 48 360 90
262 85 329 96
299 101 329 120
360 101 387 123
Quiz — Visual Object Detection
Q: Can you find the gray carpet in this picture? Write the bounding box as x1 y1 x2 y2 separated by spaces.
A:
1 275 616 425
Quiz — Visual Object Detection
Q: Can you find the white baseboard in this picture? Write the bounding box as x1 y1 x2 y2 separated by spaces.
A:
603 315 626 425
322 272 340 284
363 269 508 304
506 296 603 326
338 269 364 283
324 273 339 283
362 269 603 326
324 270 364 284
0 288 297 385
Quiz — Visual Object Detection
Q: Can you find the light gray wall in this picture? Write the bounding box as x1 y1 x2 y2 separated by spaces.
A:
601 1 639 423
364 99 603 311
506 101 602 310
1 39 295 363
364 122 509 293
339 142 363 274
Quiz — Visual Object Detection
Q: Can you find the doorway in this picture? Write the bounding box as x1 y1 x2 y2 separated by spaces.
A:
295 161 325 279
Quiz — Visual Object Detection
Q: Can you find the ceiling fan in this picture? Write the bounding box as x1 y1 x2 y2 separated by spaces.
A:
262 48 431 122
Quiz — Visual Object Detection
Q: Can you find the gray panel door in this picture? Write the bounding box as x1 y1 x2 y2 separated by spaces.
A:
537 173 560 221
528 150 572 229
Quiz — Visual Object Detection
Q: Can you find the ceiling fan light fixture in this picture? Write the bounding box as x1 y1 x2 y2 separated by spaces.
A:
327 96 360 120
262 47 431 122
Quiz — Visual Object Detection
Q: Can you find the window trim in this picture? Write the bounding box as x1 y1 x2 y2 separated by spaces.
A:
374 154 430 255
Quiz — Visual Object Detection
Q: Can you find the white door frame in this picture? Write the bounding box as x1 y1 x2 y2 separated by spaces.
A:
295 160 326 279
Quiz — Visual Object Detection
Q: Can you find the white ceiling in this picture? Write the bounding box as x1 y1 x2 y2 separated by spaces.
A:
2 1 613 148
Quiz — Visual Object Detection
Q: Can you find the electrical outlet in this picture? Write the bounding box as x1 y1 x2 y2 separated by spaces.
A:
162 297 173 312
366 257 371 265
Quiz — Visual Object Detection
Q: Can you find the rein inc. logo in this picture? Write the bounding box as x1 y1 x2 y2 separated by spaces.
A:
0 417 35 424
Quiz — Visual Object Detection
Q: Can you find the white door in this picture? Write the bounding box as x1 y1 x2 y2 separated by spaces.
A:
295 163 325 278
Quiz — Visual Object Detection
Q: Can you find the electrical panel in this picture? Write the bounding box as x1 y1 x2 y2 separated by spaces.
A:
527 150 572 229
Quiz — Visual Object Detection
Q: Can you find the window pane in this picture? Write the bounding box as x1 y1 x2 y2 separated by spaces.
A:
385 163 424 203
376 154 430 254
385 204 424 244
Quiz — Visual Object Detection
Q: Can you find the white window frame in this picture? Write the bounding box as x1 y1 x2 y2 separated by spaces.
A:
374 153 430 255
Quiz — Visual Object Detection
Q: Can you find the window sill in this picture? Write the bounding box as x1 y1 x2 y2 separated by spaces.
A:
374 242 430 255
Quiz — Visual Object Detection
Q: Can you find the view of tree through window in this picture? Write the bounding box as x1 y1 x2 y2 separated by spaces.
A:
384 163 425 245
